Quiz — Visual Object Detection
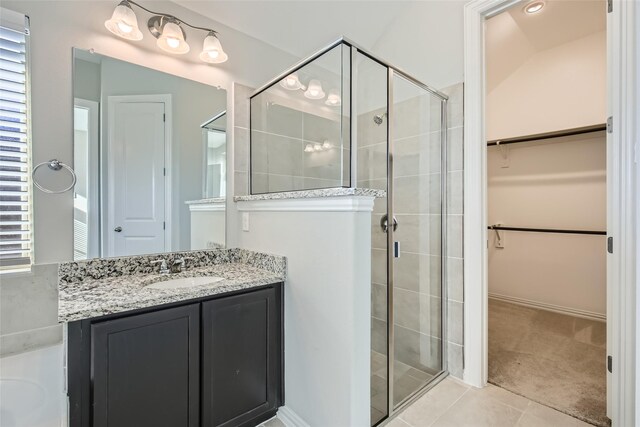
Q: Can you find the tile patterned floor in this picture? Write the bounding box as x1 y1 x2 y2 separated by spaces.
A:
261 378 590 427
389 377 593 427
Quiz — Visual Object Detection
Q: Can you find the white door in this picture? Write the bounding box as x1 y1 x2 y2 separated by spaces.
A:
108 100 166 256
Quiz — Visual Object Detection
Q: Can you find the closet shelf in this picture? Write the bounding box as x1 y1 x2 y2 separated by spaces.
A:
488 225 606 236
487 123 606 147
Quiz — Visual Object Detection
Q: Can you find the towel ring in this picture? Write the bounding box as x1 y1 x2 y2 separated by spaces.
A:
32 159 77 194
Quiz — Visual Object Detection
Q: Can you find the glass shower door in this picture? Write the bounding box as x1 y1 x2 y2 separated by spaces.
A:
389 72 445 409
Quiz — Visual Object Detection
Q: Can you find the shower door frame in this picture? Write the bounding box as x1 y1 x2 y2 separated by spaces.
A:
383 64 450 423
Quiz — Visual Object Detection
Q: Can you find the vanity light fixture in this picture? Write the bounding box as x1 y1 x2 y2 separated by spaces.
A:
325 89 341 106
155 19 189 54
105 0 228 63
304 79 325 100
200 32 228 63
104 1 143 41
524 1 545 14
280 73 305 91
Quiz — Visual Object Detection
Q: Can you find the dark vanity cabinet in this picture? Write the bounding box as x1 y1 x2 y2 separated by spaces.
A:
68 284 283 427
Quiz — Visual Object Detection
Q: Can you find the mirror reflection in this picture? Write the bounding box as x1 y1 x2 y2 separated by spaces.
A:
72 49 227 260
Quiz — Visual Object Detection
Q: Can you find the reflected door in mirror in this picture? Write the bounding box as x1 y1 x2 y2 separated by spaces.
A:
108 98 167 256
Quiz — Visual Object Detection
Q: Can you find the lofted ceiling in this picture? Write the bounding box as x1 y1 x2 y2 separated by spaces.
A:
486 0 606 92
174 1 413 59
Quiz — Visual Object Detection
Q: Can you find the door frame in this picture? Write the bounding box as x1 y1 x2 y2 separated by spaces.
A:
462 0 637 425
74 97 100 259
105 94 173 256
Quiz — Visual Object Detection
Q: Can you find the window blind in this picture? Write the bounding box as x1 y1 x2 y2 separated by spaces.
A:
0 9 31 271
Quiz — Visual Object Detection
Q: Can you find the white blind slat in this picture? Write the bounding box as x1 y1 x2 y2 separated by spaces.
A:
0 9 30 271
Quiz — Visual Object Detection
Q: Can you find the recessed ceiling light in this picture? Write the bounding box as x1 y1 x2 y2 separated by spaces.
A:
524 1 545 14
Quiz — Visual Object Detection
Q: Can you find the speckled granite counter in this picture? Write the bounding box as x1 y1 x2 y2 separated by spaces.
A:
58 249 286 322
233 187 386 202
185 197 226 205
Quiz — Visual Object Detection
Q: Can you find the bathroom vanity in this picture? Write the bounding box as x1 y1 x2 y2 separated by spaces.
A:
60 249 285 427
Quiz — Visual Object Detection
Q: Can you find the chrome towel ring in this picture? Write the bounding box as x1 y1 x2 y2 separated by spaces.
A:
32 159 77 194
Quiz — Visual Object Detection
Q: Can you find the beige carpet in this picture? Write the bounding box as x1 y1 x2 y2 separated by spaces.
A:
488 299 610 427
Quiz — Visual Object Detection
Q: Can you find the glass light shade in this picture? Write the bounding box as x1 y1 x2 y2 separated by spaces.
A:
325 89 341 106
313 143 323 151
304 79 325 100
280 73 304 91
322 141 332 150
157 22 190 54
304 144 314 153
200 33 228 63
105 2 143 41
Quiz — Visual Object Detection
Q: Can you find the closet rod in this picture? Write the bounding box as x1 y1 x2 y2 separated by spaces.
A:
488 225 606 236
487 124 606 146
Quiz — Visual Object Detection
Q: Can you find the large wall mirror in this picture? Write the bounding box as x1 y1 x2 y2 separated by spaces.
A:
72 48 227 260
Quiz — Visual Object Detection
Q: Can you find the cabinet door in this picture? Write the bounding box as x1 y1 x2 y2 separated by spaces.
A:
202 286 282 427
91 304 200 427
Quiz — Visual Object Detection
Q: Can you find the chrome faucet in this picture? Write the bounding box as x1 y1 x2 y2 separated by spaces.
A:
151 259 170 275
170 257 195 274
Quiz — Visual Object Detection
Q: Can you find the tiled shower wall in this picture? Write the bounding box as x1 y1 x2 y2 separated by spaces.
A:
443 83 464 378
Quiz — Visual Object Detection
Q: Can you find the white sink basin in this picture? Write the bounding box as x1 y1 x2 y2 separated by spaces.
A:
144 276 224 290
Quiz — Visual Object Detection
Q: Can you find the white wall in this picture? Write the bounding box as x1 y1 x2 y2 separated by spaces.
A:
487 31 607 141
487 133 607 318
235 202 372 427
2 0 296 264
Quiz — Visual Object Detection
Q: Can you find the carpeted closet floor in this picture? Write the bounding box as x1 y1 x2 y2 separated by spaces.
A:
488 299 609 427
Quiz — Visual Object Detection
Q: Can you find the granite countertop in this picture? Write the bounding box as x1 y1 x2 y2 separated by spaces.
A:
185 197 226 205
234 187 386 202
58 249 285 323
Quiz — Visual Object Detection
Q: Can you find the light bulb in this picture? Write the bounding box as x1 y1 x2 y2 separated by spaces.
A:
167 37 180 49
207 50 220 59
117 21 133 33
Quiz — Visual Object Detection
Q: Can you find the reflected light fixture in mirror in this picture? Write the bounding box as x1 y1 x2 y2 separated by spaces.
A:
200 32 228 63
104 1 143 40
104 0 228 63
280 73 305 90
325 89 341 106
304 79 325 100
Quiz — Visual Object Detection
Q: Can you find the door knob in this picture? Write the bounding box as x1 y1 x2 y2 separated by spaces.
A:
114 226 122 232
380 215 398 233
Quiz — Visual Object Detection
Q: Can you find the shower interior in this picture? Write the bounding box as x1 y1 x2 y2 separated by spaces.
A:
248 38 448 426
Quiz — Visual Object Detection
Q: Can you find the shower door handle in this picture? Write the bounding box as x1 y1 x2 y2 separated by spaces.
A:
380 215 398 233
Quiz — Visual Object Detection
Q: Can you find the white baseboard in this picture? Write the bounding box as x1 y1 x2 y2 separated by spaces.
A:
488 293 606 322
277 406 310 427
